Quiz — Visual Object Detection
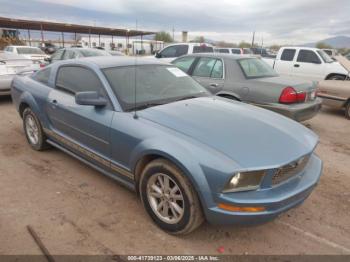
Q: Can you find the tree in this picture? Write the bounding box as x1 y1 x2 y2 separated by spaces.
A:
238 41 251 48
154 31 173 43
216 41 238 48
316 42 333 49
269 44 282 52
191 36 205 43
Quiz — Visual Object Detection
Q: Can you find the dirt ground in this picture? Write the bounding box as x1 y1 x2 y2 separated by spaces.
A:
0 96 349 255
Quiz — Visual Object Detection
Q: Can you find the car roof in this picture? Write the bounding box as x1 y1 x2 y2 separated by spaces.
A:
282 46 321 51
182 53 254 60
59 56 171 68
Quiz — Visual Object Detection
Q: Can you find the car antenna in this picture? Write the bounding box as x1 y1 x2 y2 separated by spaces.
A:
133 19 139 119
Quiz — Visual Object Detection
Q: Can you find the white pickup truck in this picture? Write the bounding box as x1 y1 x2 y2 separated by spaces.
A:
153 43 214 63
263 47 349 81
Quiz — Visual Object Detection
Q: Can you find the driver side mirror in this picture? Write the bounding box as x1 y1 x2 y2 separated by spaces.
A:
155 52 162 58
75 91 107 107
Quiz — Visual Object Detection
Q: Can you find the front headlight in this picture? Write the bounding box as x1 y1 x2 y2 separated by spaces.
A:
223 171 266 193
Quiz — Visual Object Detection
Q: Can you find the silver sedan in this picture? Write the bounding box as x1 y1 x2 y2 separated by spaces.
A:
172 53 322 122
0 53 38 96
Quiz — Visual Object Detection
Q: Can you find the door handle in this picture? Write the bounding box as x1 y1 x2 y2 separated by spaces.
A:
210 83 218 87
294 64 300 68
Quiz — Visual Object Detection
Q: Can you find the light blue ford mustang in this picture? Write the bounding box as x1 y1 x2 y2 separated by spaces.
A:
11 56 322 234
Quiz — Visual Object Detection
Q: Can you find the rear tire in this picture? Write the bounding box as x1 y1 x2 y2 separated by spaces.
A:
23 108 50 151
139 159 204 235
345 101 350 120
327 75 346 80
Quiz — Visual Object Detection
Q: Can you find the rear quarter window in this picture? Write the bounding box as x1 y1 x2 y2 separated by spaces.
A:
32 68 51 85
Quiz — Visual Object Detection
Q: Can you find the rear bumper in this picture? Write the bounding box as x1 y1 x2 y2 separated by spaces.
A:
0 74 14 96
257 98 322 122
205 154 322 225
317 94 347 109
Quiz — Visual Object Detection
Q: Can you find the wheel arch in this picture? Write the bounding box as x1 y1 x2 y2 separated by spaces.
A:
325 73 347 80
216 91 241 101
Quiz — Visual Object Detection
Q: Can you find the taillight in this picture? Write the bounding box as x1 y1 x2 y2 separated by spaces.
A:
279 86 306 104
40 63 45 68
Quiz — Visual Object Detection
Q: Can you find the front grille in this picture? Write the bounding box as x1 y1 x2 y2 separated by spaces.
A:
272 155 310 185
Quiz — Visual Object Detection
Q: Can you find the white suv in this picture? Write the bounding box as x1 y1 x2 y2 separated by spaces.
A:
154 43 214 63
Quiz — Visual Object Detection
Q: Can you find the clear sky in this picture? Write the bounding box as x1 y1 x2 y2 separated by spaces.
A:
1 0 349 44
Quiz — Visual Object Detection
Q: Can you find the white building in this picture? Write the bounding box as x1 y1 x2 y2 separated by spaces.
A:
79 36 164 55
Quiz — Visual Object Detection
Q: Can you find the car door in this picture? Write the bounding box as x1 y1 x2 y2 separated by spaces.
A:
292 49 325 81
46 65 114 168
275 48 296 76
190 57 224 94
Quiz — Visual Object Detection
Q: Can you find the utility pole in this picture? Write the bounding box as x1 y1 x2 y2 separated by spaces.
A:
172 26 175 42
251 31 255 48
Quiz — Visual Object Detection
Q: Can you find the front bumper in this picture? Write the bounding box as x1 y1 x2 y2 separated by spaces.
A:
0 74 15 96
257 98 322 122
205 154 322 225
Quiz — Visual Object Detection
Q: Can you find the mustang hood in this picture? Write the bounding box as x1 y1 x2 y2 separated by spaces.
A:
139 97 318 169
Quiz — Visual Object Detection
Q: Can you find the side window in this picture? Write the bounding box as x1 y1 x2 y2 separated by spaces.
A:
297 50 321 64
211 59 223 78
56 66 104 95
231 49 241 54
33 68 51 85
175 45 189 57
219 49 229 54
281 49 296 61
173 56 196 73
192 58 221 78
159 46 178 58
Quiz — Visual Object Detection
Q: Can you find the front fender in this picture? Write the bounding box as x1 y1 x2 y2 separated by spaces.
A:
129 138 215 210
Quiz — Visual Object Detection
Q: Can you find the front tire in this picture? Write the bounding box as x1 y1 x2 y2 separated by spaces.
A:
139 159 204 235
23 108 50 151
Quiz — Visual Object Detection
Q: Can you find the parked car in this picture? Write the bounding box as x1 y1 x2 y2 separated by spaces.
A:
345 53 350 61
47 48 111 63
40 42 57 54
214 48 252 55
322 49 338 58
11 56 322 234
153 43 214 63
3 45 49 62
263 47 349 81
317 80 350 119
109 50 125 56
0 53 38 96
172 53 322 122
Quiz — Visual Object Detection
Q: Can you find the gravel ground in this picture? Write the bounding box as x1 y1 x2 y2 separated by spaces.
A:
0 96 349 255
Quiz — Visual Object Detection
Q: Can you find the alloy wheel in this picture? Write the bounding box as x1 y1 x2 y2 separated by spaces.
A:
146 173 185 224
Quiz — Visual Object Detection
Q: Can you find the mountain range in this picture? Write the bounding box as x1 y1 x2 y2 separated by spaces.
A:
302 36 350 48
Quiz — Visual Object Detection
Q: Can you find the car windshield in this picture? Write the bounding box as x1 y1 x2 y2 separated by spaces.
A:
78 49 111 57
238 58 278 78
317 50 334 63
17 47 45 55
103 65 209 111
